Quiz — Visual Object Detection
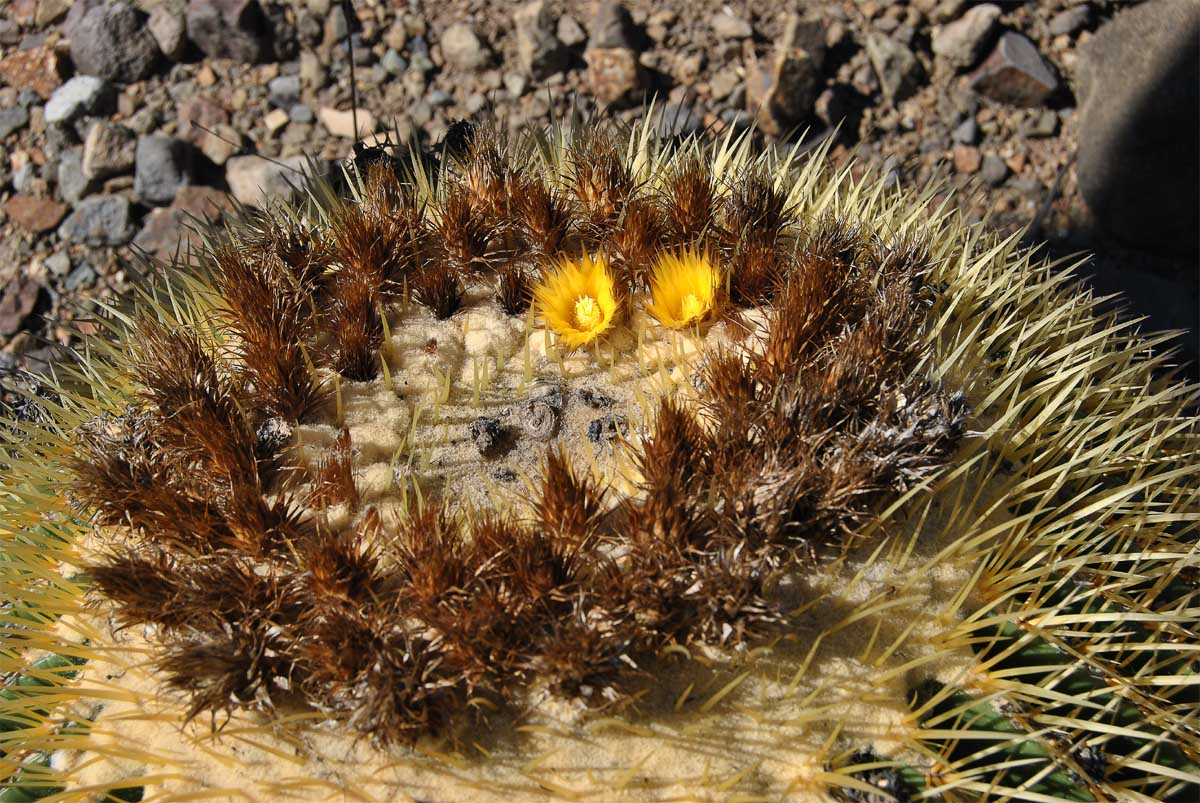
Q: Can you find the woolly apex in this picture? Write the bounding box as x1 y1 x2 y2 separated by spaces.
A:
0 113 1196 803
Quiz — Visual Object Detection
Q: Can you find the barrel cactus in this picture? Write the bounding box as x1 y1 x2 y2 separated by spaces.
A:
1 113 1195 803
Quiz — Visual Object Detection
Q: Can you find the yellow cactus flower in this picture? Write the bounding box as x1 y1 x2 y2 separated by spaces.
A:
645 247 720 328
534 251 619 349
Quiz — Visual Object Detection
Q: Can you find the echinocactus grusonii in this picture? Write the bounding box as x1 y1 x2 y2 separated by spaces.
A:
1 111 1196 803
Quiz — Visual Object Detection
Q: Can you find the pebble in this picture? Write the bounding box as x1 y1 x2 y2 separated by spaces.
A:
746 13 825 136
70 1 161 83
504 72 529 98
318 107 376 139
57 148 93 205
514 0 567 78
710 10 753 39
58 194 134 245
289 104 314 124
11 163 35 194
588 1 640 49
225 154 310 207
0 47 62 100
0 107 29 140
44 252 70 277
45 77 115 125
148 3 189 62
953 143 981 174
5 194 67 234
0 277 42 337
64 263 97 292
1049 6 1091 37
970 32 1061 107
264 108 290 134
979 152 1009 186
951 117 978 144
200 123 243 164
134 135 193 206
557 14 586 47
187 0 272 63
441 23 490 72
268 75 302 110
381 49 408 76
1026 108 1059 138
651 103 703 139
587 414 627 445
932 3 1001 72
585 46 643 105
866 32 925 102
82 121 137 181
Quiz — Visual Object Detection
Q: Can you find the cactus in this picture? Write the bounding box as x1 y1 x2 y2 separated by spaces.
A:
0 113 1196 803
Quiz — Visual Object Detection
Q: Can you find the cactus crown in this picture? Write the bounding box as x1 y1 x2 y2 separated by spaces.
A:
1 113 1196 803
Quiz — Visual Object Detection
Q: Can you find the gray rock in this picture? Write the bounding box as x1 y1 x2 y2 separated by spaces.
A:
64 262 97 291
82 120 136 180
746 13 825 136
979 153 1008 186
441 23 489 71
0 106 29 139
1076 0 1199 255
44 76 115 125
268 74 301 109
1026 108 1059 138
44 252 71 277
381 49 407 75
70 1 161 82
186 0 272 63
224 153 309 208
288 104 313 124
427 89 452 108
557 14 586 47
651 103 703 139
951 117 978 144
504 71 528 97
135 135 192 205
711 10 753 39
57 147 94 205
932 3 1001 72
16 90 40 109
866 33 925 102
1048 6 1091 37
588 1 639 49
148 2 188 61
11 163 35 194
58 194 134 245
970 32 1060 107
514 0 567 79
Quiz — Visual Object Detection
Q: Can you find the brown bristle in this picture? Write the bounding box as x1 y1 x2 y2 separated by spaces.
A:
805 213 863 267
495 263 531 315
536 447 606 542
723 167 795 245
326 266 383 381
243 212 328 296
755 254 851 386
661 156 717 246
608 199 663 292
570 129 636 232
728 236 788 306
304 511 386 604
308 427 359 511
438 185 494 272
412 259 465 319
510 176 573 255
462 124 513 219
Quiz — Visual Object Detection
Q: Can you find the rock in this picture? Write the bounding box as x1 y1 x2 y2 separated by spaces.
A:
711 10 753 39
133 186 230 260
11 163 35 194
0 20 17 47
557 14 586 47
467 416 506 456
866 33 925 102
0 277 43 337
44 252 70 277
268 74 301 110
951 117 977 144
57 147 94 205
504 71 528 97
588 1 639 49
318 107 375 139
58 194 134 245
709 67 740 101
585 47 643 105
1048 6 1091 37
0 46 64 100
746 13 826 136
45 77 114 125
979 152 1008 186
35 0 71 26
651 103 703 139
381 49 407 75
514 0 567 79
82 120 137 180
198 122 242 164
1025 108 1059 138
1076 0 1199 255
970 32 1060 107
932 3 1001 72
264 108 289 133
148 2 189 61
952 143 980 174
135 135 193 205
5 194 68 234
441 23 489 71
0 107 29 139
177 95 228 142
289 104 314 124
186 0 273 63
924 0 967 24
65 263 97 291
70 1 161 83
225 154 309 207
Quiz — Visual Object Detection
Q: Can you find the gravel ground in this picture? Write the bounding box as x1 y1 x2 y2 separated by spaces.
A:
0 0 1194 389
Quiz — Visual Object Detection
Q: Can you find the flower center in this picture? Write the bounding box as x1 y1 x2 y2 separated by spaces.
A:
680 293 707 323
573 295 604 331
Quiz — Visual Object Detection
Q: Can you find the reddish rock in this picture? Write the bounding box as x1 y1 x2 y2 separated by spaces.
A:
5 194 68 234
0 276 43 337
953 143 981 174
585 47 643 105
970 32 1061 107
0 46 64 100
174 185 233 222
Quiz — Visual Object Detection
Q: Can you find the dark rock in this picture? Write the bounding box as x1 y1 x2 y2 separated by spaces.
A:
490 465 518 482
979 153 1008 186
44 76 115 125
932 3 1000 72
82 120 136 180
588 1 639 50
746 14 826 136
0 277 44 337
514 0 567 79
970 32 1060 107
0 107 29 139
468 416 506 456
587 414 627 445
70 1 161 83
134 135 192 206
186 0 272 63
4 194 67 234
1076 0 1199 255
866 32 925 102
58 194 134 245
1048 6 1091 37
577 387 615 408
148 2 189 61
